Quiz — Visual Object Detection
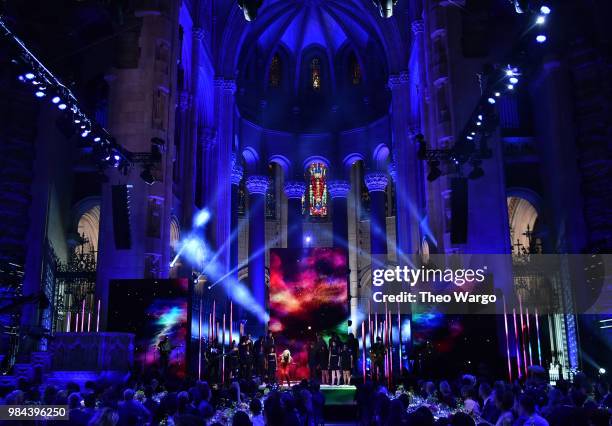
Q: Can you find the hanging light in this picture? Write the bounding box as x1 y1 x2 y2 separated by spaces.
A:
540 5 551 15
536 35 547 43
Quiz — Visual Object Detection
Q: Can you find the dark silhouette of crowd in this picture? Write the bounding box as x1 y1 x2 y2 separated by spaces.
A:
0 368 609 425
354 370 611 426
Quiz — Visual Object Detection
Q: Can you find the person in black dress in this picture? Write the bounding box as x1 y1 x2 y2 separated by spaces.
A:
347 333 359 374
340 343 353 385
308 341 318 380
266 345 277 383
329 340 340 386
318 337 329 385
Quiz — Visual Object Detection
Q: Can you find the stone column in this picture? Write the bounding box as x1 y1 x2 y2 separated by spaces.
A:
246 175 269 332
230 155 243 275
328 180 351 251
211 79 236 275
388 72 420 261
365 172 389 268
283 181 306 248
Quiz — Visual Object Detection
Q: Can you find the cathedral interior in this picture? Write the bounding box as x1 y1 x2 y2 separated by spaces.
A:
0 0 610 384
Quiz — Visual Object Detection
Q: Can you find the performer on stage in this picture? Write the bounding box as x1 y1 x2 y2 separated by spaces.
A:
329 340 340 385
279 349 293 388
228 340 239 380
370 336 386 383
239 335 253 379
340 343 353 385
307 341 318 380
317 336 329 384
157 335 172 375
266 345 277 383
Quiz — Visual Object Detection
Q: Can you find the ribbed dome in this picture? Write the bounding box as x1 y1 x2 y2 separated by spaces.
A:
236 0 390 132
241 0 379 57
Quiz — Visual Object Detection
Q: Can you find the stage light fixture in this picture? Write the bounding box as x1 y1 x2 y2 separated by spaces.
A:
58 103 67 110
35 90 45 98
536 35 547 43
238 0 264 21
372 0 398 18
25 72 35 80
51 96 60 104
416 134 427 159
466 136 474 141
487 97 496 104
476 121 482 126
507 84 514 90
536 15 545 24
140 166 156 185
194 209 212 227
471 132 476 136
427 160 442 181
494 92 501 97
540 5 551 15
81 130 89 138
599 367 606 375
468 161 484 180
94 137 101 142
509 77 519 84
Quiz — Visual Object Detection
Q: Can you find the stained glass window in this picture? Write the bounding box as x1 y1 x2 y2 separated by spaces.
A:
349 53 361 85
310 57 321 91
307 163 328 217
269 54 281 88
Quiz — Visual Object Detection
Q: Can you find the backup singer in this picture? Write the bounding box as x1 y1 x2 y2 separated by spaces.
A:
329 340 340 385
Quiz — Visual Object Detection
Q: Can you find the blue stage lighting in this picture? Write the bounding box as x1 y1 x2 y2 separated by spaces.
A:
35 90 45 98
509 77 519 84
536 35 547 43
194 209 212 227
540 5 551 15
58 103 67 110
487 97 496 104
25 72 35 80
51 96 60 104
507 84 514 90
536 15 545 24
94 137 101 142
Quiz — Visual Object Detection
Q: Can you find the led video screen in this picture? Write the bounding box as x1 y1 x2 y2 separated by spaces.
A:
269 248 349 380
108 279 190 379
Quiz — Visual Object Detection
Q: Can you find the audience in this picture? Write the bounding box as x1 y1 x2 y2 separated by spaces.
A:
0 367 609 426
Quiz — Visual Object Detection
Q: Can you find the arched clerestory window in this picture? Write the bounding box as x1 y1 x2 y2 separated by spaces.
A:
349 52 362 85
310 57 321 91
269 54 281 88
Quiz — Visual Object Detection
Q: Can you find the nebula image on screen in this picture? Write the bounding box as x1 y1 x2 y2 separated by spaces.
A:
108 279 190 379
269 248 349 380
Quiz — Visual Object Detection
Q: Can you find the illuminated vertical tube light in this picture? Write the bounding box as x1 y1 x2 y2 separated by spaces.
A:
526 308 533 367
229 302 233 346
216 321 220 344
96 299 101 332
76 313 79 333
212 300 216 342
87 312 91 332
519 296 528 377
81 299 86 332
397 303 402 368
198 298 203 380
66 311 71 332
222 313 226 385
535 308 542 366
513 308 521 377
390 318 393 384
362 321 366 384
368 300 372 347
209 313 212 342
503 296 512 382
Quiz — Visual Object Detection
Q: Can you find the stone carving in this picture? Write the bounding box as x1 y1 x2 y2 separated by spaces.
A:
365 172 389 192
284 181 306 199
246 175 270 195
327 180 351 198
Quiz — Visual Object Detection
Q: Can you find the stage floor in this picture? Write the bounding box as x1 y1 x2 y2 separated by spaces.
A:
320 385 356 405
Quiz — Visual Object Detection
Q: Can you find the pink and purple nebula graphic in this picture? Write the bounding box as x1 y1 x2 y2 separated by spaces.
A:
269 248 349 380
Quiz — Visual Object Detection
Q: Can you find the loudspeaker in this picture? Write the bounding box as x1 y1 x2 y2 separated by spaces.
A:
111 185 132 249
450 178 468 244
